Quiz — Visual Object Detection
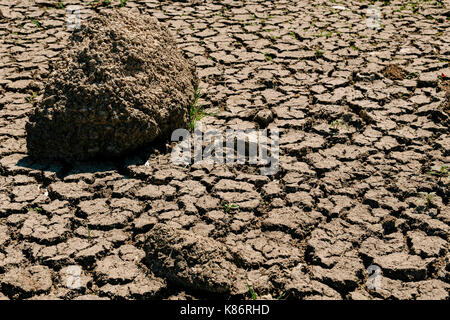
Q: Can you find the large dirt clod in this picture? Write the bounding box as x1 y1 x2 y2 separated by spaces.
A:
26 9 198 162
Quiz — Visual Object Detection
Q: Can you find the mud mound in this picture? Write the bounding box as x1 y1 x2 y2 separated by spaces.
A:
26 9 198 162
143 224 247 295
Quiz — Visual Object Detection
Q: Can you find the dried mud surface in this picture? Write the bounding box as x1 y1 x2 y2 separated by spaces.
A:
0 0 449 300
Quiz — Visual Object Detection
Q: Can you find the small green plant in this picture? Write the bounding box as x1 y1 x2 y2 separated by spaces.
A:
350 45 360 51
119 0 128 7
31 19 42 28
26 91 37 103
419 192 436 210
188 88 218 131
57 2 65 8
406 72 419 79
223 201 239 213
317 31 333 38
26 207 42 213
277 292 287 300
246 283 258 300
189 88 206 131
398 3 407 11
427 165 449 183
315 49 324 57
264 52 273 61
330 119 349 130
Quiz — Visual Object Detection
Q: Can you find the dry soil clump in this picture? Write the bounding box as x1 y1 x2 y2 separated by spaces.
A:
382 64 407 80
26 9 198 162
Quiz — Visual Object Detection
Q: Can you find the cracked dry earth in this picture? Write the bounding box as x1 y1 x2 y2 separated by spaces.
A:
0 0 449 300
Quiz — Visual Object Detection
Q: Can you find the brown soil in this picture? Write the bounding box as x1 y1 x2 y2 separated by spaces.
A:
0 0 449 301
382 64 407 80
